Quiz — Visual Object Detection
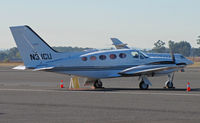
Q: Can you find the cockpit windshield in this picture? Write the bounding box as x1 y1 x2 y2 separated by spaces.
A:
139 51 149 58
131 50 149 59
180 55 186 59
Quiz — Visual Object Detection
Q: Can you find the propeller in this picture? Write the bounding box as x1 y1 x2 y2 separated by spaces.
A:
170 48 176 64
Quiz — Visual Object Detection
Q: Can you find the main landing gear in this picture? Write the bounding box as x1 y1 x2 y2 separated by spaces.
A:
93 80 103 88
84 79 103 89
139 80 149 90
165 73 175 89
139 75 152 90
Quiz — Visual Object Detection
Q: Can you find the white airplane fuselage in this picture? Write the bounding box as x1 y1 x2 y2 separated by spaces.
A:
44 49 191 79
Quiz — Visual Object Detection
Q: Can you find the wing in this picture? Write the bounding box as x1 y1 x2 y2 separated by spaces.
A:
119 64 178 75
12 65 26 70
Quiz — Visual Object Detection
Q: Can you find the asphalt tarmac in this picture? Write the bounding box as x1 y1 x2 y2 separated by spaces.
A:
0 66 200 123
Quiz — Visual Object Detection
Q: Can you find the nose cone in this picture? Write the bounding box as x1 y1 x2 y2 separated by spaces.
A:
187 59 194 65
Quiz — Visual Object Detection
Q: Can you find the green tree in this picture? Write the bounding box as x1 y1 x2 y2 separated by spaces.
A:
0 52 8 61
154 40 165 48
168 40 175 53
170 41 191 57
152 40 166 53
197 36 200 56
8 47 21 59
0 46 93 62
197 35 200 45
178 41 191 56
53 46 91 52
191 48 200 56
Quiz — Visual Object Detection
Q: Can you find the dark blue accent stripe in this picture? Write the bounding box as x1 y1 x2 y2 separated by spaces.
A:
49 65 136 71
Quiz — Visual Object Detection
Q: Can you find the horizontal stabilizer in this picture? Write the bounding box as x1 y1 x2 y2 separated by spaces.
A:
12 65 26 70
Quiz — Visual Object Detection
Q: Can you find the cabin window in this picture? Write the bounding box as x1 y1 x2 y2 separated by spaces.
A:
81 57 87 61
131 52 139 58
110 54 117 59
119 53 126 58
99 55 106 60
90 56 97 61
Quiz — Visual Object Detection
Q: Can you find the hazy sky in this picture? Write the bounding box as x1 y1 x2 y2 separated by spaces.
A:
1 0 200 49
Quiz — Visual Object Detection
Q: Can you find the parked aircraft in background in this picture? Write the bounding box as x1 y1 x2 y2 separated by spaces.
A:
111 38 129 49
10 26 193 89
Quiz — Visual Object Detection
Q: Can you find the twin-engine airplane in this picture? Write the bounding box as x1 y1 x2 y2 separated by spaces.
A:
10 26 193 89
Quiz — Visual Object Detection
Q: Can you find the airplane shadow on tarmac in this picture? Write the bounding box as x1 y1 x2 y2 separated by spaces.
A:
75 87 200 92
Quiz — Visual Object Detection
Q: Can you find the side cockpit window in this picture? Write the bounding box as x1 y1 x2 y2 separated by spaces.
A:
131 51 147 59
180 55 185 59
131 51 139 58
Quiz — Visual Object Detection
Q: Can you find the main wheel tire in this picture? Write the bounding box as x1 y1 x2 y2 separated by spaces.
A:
94 80 103 88
165 81 173 88
139 81 149 90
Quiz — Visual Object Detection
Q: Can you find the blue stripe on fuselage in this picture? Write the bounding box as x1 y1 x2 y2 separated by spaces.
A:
48 65 135 71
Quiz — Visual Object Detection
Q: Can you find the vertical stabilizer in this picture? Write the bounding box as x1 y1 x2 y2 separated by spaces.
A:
10 25 58 68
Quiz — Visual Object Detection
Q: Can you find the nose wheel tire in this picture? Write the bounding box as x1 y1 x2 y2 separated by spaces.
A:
94 80 103 88
139 81 149 90
165 81 174 88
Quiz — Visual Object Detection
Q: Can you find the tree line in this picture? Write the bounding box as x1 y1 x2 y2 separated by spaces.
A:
1 38 200 62
150 39 200 57
0 46 91 62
